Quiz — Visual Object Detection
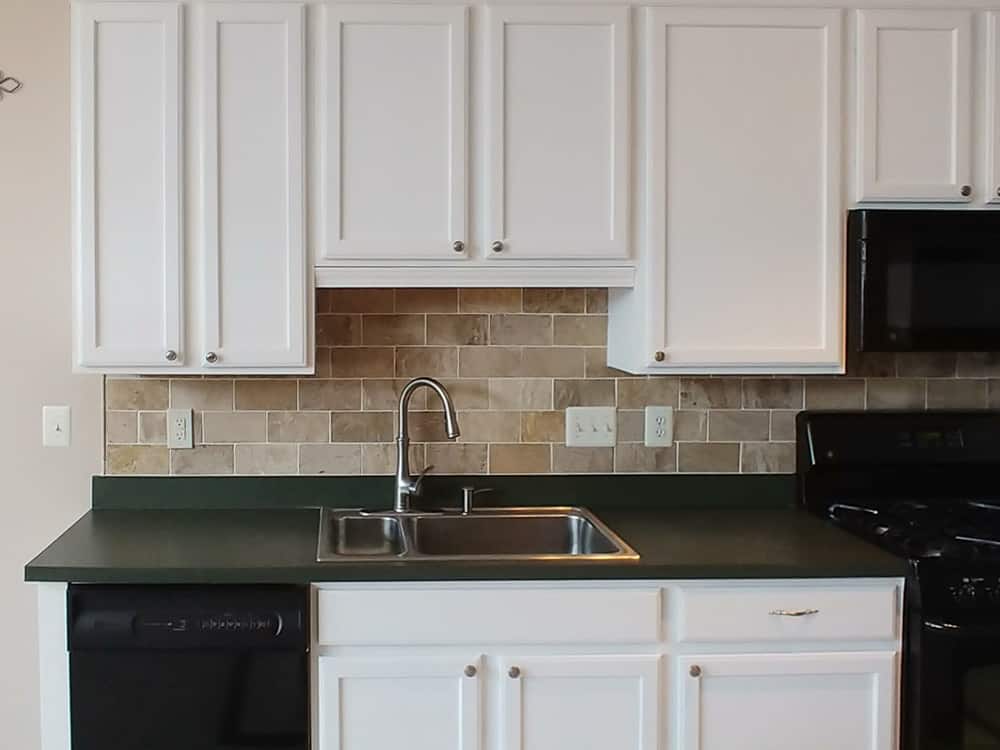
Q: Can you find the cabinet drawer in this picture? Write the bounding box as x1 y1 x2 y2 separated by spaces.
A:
316 587 661 646
676 583 899 643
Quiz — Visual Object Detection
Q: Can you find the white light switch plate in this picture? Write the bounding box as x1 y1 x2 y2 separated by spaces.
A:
565 407 617 447
644 406 674 447
168 408 194 449
42 405 71 447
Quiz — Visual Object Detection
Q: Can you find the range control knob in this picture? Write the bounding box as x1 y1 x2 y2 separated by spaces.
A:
952 582 979 607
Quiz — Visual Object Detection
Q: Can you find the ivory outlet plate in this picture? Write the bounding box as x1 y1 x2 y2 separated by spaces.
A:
565 407 617 447
168 408 193 449
644 406 674 447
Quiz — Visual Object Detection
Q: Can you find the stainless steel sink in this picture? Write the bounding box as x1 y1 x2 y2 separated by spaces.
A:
316 507 639 562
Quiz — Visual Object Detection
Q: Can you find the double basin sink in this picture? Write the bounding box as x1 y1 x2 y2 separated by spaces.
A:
317 506 639 562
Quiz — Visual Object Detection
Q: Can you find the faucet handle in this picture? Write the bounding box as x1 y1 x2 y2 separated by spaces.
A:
461 486 494 515
412 465 435 496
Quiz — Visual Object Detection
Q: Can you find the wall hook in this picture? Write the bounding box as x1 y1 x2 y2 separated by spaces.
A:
0 71 23 100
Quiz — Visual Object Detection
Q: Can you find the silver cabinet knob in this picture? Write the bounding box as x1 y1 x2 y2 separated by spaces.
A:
205 352 219 364
165 350 178 362
452 240 465 253
491 240 504 253
689 665 702 678
961 185 972 197
508 666 521 679
654 351 666 362
464 665 477 677
995 186 1000 198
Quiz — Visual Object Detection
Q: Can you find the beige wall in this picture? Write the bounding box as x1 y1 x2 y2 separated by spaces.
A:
0 1 102 748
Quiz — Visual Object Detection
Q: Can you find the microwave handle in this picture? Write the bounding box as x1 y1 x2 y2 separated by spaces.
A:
925 618 1000 639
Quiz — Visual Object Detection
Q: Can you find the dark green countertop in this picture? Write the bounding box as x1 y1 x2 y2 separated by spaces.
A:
24 506 907 583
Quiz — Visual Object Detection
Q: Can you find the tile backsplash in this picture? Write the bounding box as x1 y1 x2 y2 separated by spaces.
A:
104 288 1000 476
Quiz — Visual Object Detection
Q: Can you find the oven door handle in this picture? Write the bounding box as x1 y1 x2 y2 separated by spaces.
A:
924 618 1000 638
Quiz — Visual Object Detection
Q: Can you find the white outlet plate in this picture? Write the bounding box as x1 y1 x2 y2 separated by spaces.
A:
167 408 194 449
644 406 674 447
42 405 71 447
565 407 617 447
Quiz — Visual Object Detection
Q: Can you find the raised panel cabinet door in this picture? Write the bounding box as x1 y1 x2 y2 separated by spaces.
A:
322 4 468 260
644 8 844 372
987 12 1000 205
856 9 973 203
500 655 660 750
73 2 183 368
317 655 482 750
200 3 309 369
677 652 897 750
486 5 630 261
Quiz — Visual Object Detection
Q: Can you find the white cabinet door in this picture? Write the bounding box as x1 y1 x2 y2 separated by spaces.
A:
500 655 659 750
640 8 843 373
73 2 183 368
856 9 973 203
200 3 309 369
987 12 1000 206
486 5 630 261
677 652 897 750
317 655 481 750
322 4 467 261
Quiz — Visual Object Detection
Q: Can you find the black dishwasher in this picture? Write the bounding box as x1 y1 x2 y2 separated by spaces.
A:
68 585 309 750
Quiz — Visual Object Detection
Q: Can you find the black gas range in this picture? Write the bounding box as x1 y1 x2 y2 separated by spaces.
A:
798 410 1000 750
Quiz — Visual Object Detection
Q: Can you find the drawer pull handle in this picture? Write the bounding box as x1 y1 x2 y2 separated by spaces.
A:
769 608 819 617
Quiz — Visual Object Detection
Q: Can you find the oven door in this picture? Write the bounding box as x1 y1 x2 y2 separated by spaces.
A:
914 617 1000 750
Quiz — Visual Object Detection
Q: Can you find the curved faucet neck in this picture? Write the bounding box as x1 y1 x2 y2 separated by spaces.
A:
395 378 461 512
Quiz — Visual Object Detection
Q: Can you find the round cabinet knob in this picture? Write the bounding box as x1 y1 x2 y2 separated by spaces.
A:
491 240 504 254
654 351 666 362
508 666 521 679
961 185 973 197
464 665 477 677
164 350 178 362
995 186 1000 198
452 240 465 254
689 665 702 678
205 352 219 364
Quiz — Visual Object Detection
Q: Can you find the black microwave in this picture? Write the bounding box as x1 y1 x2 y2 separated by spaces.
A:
848 209 1000 351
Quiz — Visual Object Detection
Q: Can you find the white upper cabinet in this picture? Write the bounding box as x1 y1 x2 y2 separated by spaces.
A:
73 2 183 369
485 6 630 261
199 3 309 369
321 5 468 261
856 9 973 203
987 11 1000 205
609 7 844 374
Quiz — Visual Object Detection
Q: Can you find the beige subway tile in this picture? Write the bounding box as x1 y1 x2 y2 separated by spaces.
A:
522 411 565 443
235 380 297 410
489 443 551 474
170 380 233 410
990 380 1000 408
299 380 362 410
235 444 298 475
267 412 330 443
331 412 395 442
742 379 803 409
677 443 740 473
407 411 451 442
330 347 394 378
846 352 896 377
488 378 552 410
314 348 333 378
106 379 168 410
363 443 424 475
458 411 520 442
553 379 615 408
679 378 741 409
553 446 614 473
489 314 553 346
328 288 394 313
202 412 266 443
675 410 707 441
958 353 1000 377
362 379 428 410
316 288 334 314
927 379 988 409
770 410 798 441
521 348 586 377
867 379 925 409
396 347 458 378
106 411 138 444
617 377 680 409
300 444 363 475
616 410 644 442
171 445 234 475
396 288 457 313
741 442 795 474
897 353 956 377
138 411 167 444
584 348 635 378
425 443 488 474
316 314 361 346
805 379 866 409
553 315 607 346
615 444 676 473
362 314 425 346
107 446 169 475
459 288 522 313
434 379 490 410
523 288 585 313
460 347 522 378
708 410 769 441
427 315 488 345
586 288 608 314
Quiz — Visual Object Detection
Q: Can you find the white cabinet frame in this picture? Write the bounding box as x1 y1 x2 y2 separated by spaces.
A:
987 11 1000 205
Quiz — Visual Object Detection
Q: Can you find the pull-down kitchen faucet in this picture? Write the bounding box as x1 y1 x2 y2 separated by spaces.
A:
394 377 460 512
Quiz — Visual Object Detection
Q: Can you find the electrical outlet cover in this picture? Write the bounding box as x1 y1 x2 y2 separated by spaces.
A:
644 406 674 447
167 408 194 449
565 407 617 447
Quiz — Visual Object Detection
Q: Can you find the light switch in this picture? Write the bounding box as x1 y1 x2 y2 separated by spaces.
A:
43 405 71 447
565 407 617 447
